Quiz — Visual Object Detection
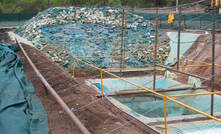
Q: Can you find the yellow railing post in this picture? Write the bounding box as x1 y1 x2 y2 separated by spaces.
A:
181 59 184 71
164 96 168 134
74 57 221 123
100 70 104 100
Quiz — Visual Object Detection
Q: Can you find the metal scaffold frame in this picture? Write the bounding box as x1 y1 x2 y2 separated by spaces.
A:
73 56 221 134
5 1 220 134
71 1 220 133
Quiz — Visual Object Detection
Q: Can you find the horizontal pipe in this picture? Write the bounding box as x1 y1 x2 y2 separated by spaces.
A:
16 39 91 134
76 56 121 58
169 91 221 98
75 57 221 123
166 96 221 122
97 87 203 97
157 64 210 81
186 59 221 68
74 57 164 98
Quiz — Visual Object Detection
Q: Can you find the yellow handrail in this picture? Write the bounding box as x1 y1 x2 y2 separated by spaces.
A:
168 91 221 98
75 57 164 97
167 97 221 122
73 57 221 134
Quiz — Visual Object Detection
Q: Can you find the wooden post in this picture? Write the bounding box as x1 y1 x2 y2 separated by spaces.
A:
153 8 158 93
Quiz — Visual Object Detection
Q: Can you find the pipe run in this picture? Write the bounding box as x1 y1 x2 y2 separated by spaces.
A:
16 39 91 134
74 57 221 123
157 64 210 81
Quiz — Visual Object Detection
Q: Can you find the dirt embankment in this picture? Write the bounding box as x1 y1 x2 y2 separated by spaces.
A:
1 30 155 134
182 33 221 88
18 44 155 134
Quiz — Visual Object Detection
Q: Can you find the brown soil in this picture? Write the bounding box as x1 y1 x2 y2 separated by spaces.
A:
2 28 220 134
0 30 156 134
182 33 221 89
0 28 14 44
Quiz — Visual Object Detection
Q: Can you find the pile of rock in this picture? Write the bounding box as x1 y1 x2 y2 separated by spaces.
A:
39 44 70 68
128 43 170 64
17 7 169 69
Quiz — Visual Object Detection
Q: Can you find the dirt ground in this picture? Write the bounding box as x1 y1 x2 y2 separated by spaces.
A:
182 32 221 89
1 27 221 134
0 29 156 134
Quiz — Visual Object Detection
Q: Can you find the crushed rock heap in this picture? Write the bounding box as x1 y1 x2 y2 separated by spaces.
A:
17 7 170 71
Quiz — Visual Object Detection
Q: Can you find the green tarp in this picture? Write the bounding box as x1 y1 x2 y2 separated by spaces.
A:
0 43 49 134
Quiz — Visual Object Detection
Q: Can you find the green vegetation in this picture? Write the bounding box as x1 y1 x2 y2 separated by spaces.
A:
0 0 199 13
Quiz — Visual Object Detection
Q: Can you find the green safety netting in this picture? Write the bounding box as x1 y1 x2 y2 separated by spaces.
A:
0 13 37 21
135 12 221 30
0 43 49 134
1 10 221 30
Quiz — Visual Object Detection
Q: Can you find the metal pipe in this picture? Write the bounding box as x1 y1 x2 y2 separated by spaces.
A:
169 91 221 98
211 0 216 116
120 9 125 72
153 8 159 93
123 16 127 63
177 7 181 71
157 64 210 81
16 39 91 134
103 87 203 97
74 57 221 123
74 57 164 98
176 0 179 12
167 97 221 122
48 0 51 8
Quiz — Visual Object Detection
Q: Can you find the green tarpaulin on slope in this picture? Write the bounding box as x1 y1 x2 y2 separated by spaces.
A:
0 43 49 134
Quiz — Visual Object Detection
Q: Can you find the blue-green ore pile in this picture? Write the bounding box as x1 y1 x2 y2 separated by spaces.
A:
17 7 169 70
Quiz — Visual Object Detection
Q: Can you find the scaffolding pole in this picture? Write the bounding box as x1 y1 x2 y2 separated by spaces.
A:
74 57 221 123
177 7 182 70
48 0 50 7
157 64 210 81
176 0 179 12
120 9 125 72
153 8 159 93
211 0 216 116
